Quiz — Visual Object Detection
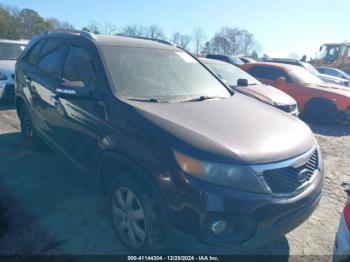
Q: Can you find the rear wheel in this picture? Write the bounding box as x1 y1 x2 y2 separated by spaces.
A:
19 104 43 150
303 99 338 125
108 173 167 254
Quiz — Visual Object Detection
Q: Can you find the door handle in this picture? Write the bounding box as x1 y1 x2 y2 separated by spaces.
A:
50 95 61 106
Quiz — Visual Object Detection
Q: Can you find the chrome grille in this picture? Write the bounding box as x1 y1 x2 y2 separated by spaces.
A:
262 150 318 195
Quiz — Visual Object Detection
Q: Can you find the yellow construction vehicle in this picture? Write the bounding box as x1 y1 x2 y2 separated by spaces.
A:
311 42 350 73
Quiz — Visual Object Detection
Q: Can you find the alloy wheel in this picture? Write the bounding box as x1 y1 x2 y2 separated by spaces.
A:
112 187 147 248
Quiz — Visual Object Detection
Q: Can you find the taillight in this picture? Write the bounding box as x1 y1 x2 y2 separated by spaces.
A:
343 203 350 230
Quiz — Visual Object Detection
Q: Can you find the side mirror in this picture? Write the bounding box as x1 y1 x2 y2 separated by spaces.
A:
237 78 248 87
56 80 95 99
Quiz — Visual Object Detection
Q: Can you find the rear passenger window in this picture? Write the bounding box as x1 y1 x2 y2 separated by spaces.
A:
37 40 66 78
25 40 46 65
62 45 97 89
248 66 292 82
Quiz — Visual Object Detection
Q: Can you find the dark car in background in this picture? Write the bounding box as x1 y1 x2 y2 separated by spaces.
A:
206 54 244 67
238 56 257 64
262 58 350 87
15 29 323 254
200 58 299 116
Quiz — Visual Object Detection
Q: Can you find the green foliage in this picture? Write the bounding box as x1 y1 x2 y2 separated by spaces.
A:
0 7 21 39
0 5 73 40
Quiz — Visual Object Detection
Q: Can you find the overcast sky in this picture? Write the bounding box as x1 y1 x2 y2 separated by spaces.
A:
4 0 350 58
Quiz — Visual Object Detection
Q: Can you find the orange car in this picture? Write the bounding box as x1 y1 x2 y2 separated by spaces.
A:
241 62 350 124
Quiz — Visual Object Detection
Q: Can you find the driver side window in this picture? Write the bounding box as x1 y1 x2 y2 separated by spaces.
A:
62 44 97 89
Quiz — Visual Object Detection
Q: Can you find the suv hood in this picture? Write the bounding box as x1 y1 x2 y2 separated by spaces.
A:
123 93 315 164
234 84 296 106
0 60 16 76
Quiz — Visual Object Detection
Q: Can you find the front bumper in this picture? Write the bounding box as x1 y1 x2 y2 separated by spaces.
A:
163 169 323 253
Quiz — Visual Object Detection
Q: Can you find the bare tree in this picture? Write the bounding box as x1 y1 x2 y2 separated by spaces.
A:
147 25 165 39
171 31 192 49
86 20 116 35
192 27 206 55
171 31 181 46
236 29 255 55
179 34 191 49
120 24 147 37
207 27 259 56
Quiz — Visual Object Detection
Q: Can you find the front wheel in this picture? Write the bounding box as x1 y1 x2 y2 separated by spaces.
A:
303 100 338 125
108 174 167 254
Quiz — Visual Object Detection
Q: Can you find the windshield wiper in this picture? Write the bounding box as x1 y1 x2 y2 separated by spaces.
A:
126 97 166 103
181 96 227 102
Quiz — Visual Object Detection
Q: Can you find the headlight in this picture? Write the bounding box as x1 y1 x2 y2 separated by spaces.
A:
0 72 7 81
173 151 267 193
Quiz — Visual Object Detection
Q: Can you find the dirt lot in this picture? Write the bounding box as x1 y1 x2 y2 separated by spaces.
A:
0 103 349 257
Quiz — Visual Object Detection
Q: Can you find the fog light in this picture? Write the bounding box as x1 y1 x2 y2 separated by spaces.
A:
210 220 228 235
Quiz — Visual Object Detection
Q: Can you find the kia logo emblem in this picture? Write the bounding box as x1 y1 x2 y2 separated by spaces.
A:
297 169 309 183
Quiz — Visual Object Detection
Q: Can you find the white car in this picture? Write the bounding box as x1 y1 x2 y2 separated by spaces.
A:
0 39 28 102
333 183 350 262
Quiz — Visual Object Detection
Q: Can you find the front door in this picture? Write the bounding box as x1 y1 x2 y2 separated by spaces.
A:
47 41 110 172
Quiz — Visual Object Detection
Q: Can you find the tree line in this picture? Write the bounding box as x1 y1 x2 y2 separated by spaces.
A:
0 4 261 57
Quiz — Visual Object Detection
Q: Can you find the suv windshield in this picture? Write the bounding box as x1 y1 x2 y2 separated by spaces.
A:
0 43 26 60
289 67 324 85
205 61 261 87
102 47 231 102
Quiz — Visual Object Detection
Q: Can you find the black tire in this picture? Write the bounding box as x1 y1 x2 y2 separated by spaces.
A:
107 173 167 254
19 104 43 150
302 99 338 125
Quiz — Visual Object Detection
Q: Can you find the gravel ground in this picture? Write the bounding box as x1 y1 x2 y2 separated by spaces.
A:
0 103 349 257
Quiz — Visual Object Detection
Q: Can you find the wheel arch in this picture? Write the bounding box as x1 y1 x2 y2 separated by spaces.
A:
97 152 163 200
97 151 170 227
303 97 338 112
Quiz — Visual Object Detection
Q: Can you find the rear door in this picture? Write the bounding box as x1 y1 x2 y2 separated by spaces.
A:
33 39 68 140
19 39 68 139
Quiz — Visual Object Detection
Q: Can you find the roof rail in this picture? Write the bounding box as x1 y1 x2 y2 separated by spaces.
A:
116 34 174 46
43 29 97 40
